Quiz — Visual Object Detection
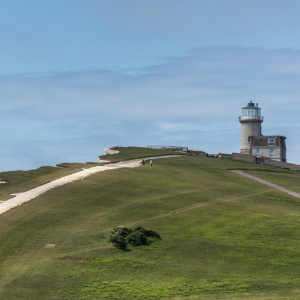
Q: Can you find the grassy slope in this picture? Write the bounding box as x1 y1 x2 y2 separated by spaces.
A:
0 163 101 201
102 146 185 162
244 169 300 193
0 147 182 201
0 151 300 299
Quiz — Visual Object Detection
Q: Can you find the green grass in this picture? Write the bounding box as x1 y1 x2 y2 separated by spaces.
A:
244 169 300 193
0 163 101 200
102 146 185 162
1 150 300 299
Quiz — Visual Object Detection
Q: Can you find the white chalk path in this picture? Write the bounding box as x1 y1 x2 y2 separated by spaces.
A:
0 155 183 215
230 170 300 199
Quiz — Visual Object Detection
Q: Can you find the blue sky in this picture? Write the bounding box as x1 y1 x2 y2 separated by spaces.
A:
1 0 300 171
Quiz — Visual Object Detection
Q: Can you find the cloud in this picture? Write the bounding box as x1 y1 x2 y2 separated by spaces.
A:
2 0 300 77
1 46 300 171
156 122 188 130
2 47 300 120
79 0 300 48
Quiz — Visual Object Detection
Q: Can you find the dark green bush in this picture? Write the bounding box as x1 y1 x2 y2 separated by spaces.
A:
111 226 132 237
110 226 161 250
133 226 147 234
127 231 147 246
109 234 127 250
145 229 161 239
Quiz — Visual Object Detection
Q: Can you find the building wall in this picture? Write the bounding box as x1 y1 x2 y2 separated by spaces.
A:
251 147 283 161
240 121 262 154
232 153 256 163
250 136 286 162
232 153 300 171
262 157 300 171
218 153 233 159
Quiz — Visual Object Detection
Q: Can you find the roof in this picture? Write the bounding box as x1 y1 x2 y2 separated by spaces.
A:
242 100 259 109
249 135 286 139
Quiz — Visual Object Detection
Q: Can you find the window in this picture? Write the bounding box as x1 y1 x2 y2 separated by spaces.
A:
270 149 275 157
256 149 261 155
268 138 276 146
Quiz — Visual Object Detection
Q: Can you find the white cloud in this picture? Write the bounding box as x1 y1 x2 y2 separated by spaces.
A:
1 47 300 171
156 122 188 130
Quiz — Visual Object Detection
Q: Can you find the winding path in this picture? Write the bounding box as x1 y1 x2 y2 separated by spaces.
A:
0 155 183 215
230 170 300 199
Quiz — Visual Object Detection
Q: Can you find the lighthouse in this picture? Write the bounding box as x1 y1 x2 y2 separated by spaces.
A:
239 101 263 154
238 101 286 162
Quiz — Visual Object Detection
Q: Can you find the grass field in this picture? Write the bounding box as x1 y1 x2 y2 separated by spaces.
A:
0 149 300 299
0 163 101 201
244 169 300 193
102 146 185 162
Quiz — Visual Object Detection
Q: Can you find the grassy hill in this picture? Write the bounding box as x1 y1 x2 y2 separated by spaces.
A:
0 147 300 299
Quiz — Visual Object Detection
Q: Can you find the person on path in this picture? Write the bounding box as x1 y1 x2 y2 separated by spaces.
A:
142 159 145 166
150 160 153 168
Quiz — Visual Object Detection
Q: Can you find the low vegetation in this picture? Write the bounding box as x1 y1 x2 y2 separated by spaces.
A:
110 226 161 249
0 147 300 299
102 146 185 162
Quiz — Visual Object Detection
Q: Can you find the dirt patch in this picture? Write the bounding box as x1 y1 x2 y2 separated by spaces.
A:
45 244 56 248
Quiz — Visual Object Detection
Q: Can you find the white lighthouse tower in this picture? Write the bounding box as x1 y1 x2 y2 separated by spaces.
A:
239 101 264 154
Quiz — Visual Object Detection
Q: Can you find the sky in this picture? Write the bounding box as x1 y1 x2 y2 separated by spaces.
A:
1 0 300 171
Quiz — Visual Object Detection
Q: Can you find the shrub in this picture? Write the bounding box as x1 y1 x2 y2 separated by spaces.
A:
133 226 147 234
109 234 127 250
127 231 148 246
109 226 161 249
145 229 161 239
111 226 132 237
